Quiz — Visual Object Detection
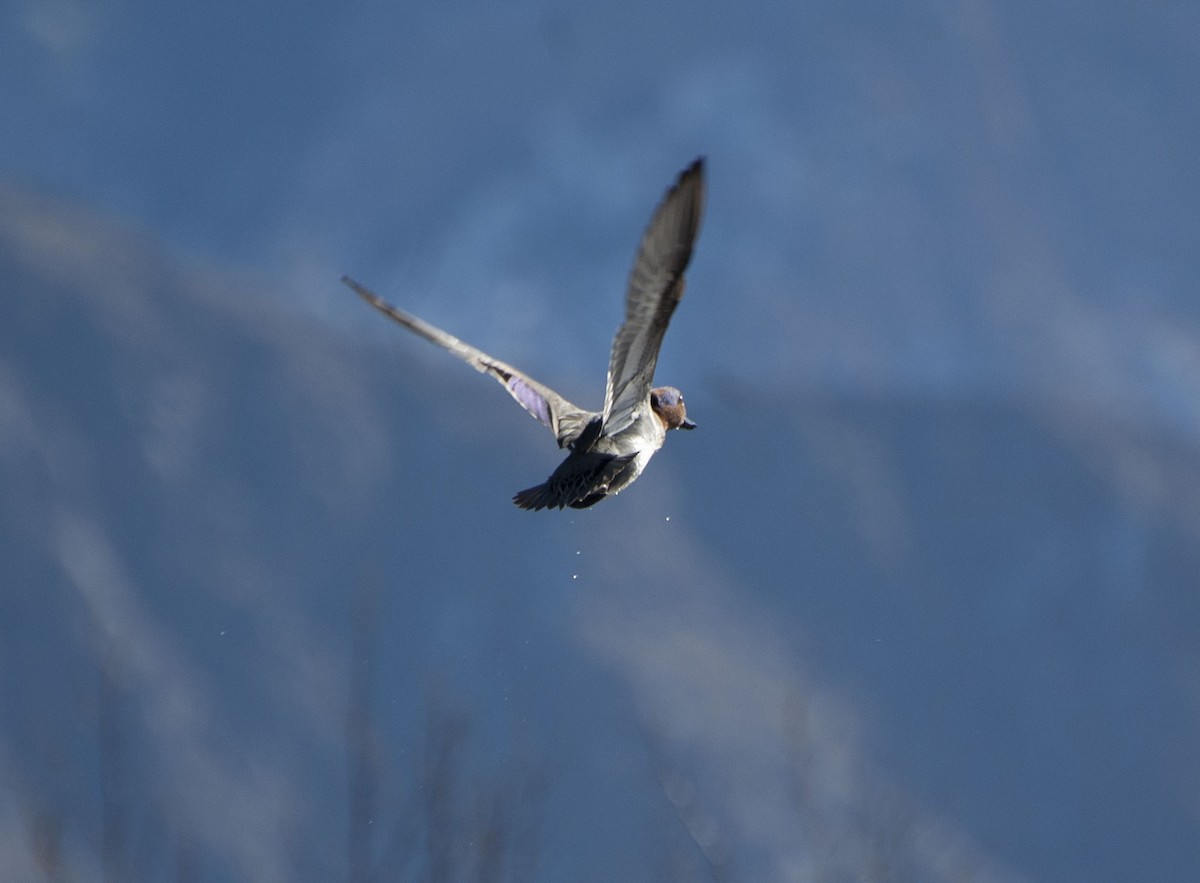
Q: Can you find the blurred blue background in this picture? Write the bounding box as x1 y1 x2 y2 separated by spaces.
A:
3 1 1199 880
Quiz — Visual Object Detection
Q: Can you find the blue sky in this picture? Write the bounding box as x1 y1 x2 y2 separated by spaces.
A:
4 1 1200 880
10 0 1199 426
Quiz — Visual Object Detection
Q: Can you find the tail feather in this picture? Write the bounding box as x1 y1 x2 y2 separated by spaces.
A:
512 482 563 511
513 451 637 511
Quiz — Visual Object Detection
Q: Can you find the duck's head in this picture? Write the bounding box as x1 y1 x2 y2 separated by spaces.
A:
649 386 696 431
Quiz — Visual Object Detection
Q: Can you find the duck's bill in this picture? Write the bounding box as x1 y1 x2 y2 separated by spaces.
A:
681 418 697 430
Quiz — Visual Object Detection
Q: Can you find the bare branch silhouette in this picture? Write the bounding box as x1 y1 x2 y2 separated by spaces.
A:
98 647 129 883
347 573 383 883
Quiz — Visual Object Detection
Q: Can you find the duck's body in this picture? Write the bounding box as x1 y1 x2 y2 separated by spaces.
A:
343 158 705 510
511 389 678 511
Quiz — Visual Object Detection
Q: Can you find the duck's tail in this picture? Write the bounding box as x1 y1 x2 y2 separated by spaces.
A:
512 481 562 511
513 451 635 511
512 482 608 510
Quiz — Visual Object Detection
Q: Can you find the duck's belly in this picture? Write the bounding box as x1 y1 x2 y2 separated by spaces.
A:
597 421 666 495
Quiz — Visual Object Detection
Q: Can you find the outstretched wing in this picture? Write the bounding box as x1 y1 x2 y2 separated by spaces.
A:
602 158 706 437
342 276 595 448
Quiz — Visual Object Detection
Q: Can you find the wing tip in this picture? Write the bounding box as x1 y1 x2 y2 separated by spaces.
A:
669 157 706 236
340 274 384 310
673 157 706 202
